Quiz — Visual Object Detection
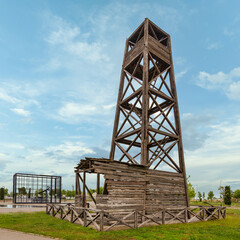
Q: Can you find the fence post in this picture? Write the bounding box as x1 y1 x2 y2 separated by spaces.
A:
84 209 87 227
100 211 104 231
203 208 206 221
71 208 74 222
60 207 63 219
162 209 165 225
51 205 54 216
134 210 138 228
184 208 188 223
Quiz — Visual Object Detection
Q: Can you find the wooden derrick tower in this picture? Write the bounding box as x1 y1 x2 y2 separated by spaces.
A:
75 19 189 219
110 18 186 174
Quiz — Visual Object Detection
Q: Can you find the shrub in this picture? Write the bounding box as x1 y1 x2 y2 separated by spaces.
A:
198 192 202 202
0 188 4 200
187 176 196 200
233 189 240 201
224 186 231 205
207 191 214 201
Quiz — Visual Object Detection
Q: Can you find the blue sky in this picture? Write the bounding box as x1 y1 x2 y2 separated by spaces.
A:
0 0 240 197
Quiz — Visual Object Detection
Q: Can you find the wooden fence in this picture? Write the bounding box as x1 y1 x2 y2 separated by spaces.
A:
46 204 226 231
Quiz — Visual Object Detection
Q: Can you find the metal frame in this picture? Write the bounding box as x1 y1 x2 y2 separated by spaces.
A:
13 173 61 204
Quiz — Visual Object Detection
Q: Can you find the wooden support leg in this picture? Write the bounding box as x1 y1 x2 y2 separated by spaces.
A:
83 172 86 208
97 173 100 194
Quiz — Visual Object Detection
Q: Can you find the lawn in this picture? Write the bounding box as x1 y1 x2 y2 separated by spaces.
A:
190 200 240 208
0 209 240 240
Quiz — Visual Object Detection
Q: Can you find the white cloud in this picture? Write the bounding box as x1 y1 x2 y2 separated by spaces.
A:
11 108 31 117
207 42 221 50
0 140 97 190
176 70 187 80
185 116 240 167
103 103 115 110
0 142 25 149
45 15 109 63
56 101 116 124
228 81 240 99
197 67 240 100
43 141 94 159
58 102 96 117
0 82 41 110
0 88 20 104
183 115 240 194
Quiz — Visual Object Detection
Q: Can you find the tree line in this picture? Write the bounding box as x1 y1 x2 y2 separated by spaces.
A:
187 176 240 205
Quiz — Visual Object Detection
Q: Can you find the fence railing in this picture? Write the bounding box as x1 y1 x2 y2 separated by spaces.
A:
46 204 226 231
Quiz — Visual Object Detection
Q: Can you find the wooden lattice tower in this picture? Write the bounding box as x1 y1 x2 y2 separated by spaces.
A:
110 18 187 177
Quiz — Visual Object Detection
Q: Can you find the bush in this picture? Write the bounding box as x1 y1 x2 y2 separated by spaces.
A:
187 176 196 200
208 191 214 201
224 186 231 205
198 192 202 202
0 188 4 200
233 189 240 201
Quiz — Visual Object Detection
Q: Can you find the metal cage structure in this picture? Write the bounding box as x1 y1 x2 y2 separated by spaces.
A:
13 173 61 204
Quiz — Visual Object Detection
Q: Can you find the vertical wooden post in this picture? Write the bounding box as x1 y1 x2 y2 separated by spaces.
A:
60 207 63 219
109 39 129 161
100 211 104 231
184 208 188 223
82 172 86 208
134 210 138 228
75 173 78 195
203 208 206 221
162 209 165 224
71 209 73 222
84 209 87 227
97 173 100 194
141 18 149 165
168 35 190 208
51 206 54 216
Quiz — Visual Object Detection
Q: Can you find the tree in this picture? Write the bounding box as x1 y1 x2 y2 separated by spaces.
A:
224 186 231 205
203 192 205 200
187 176 196 200
89 188 96 195
198 192 202 202
218 186 224 199
18 187 27 195
66 190 75 199
208 191 214 201
28 188 31 198
0 188 4 200
61 189 67 196
233 189 240 201
4 188 8 196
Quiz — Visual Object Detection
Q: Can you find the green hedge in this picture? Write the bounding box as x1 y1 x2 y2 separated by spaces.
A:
0 188 4 200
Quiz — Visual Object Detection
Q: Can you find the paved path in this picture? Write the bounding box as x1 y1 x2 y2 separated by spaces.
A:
0 207 45 214
0 228 58 240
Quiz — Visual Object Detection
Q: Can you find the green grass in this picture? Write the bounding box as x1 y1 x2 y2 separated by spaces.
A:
190 200 240 207
0 210 240 240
